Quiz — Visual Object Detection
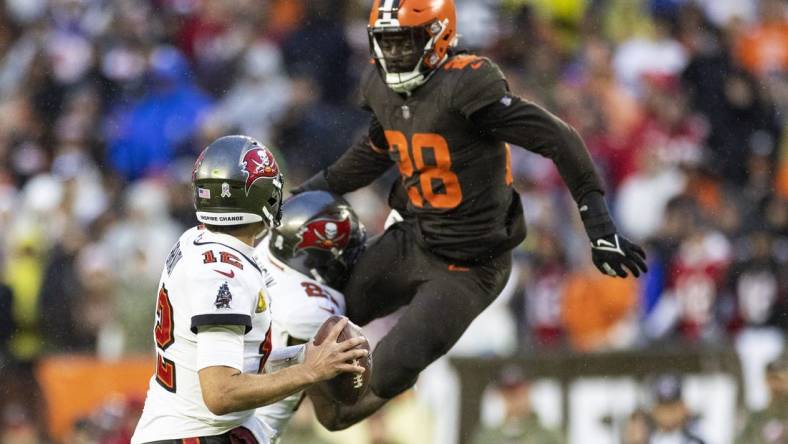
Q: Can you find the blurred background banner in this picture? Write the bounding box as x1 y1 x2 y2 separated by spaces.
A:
0 0 785 443
35 356 151 442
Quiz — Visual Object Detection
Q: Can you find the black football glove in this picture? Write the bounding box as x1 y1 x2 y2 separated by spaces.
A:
576 191 647 278
590 233 647 278
291 170 331 195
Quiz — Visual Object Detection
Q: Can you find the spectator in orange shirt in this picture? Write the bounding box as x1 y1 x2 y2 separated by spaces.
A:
561 260 639 352
735 0 788 76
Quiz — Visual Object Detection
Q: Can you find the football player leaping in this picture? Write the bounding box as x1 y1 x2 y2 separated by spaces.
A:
253 191 366 441
131 136 368 444
294 0 648 428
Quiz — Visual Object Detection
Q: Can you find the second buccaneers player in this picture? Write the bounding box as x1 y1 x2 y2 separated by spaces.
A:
296 0 647 426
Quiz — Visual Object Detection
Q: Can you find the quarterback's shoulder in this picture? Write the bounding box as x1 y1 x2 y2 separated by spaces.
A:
159 227 202 276
178 225 205 244
180 242 262 290
189 230 262 275
176 263 262 334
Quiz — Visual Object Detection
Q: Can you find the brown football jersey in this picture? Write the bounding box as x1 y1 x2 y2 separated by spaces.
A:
312 52 606 262
359 54 525 261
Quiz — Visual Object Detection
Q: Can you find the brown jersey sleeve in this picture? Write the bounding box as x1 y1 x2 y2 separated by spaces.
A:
471 95 617 238
449 56 509 118
471 95 606 202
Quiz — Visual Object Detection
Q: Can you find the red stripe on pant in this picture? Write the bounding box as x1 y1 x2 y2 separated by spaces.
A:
181 438 200 444
228 426 258 444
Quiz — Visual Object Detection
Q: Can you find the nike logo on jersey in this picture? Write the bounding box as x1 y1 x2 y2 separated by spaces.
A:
214 269 235 278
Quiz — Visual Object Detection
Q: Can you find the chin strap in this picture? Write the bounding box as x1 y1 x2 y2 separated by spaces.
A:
385 53 448 94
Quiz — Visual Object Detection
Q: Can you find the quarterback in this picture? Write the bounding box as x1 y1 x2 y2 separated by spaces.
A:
131 136 367 444
295 0 648 427
253 191 366 440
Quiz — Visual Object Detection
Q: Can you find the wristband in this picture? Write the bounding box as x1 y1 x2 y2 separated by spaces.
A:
578 191 617 240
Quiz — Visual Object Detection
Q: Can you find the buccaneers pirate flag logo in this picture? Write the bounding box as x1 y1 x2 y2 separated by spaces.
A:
295 216 351 255
241 147 279 195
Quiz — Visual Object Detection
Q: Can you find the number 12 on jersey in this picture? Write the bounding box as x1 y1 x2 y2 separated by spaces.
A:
385 131 463 209
155 285 176 392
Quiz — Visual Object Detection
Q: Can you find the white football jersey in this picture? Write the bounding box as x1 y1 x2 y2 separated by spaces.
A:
132 226 275 444
253 237 346 439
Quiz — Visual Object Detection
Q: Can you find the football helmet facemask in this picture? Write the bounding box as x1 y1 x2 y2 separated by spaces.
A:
368 0 457 94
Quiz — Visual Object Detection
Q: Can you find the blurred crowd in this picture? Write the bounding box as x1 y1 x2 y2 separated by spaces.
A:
503 0 788 357
0 0 785 442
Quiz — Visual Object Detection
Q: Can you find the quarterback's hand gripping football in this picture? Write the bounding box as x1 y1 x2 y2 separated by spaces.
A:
590 234 647 278
303 317 367 383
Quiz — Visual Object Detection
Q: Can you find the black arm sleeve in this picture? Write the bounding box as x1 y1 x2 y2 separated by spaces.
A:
321 116 394 194
471 96 616 238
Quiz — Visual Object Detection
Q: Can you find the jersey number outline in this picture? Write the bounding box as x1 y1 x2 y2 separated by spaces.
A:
155 285 177 392
155 286 175 350
385 131 463 209
301 282 340 312
156 353 176 393
258 327 272 373
202 250 244 270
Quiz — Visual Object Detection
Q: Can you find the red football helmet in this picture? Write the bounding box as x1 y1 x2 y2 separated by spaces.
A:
368 0 457 93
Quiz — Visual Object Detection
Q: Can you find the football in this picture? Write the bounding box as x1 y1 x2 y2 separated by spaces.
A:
313 315 372 405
